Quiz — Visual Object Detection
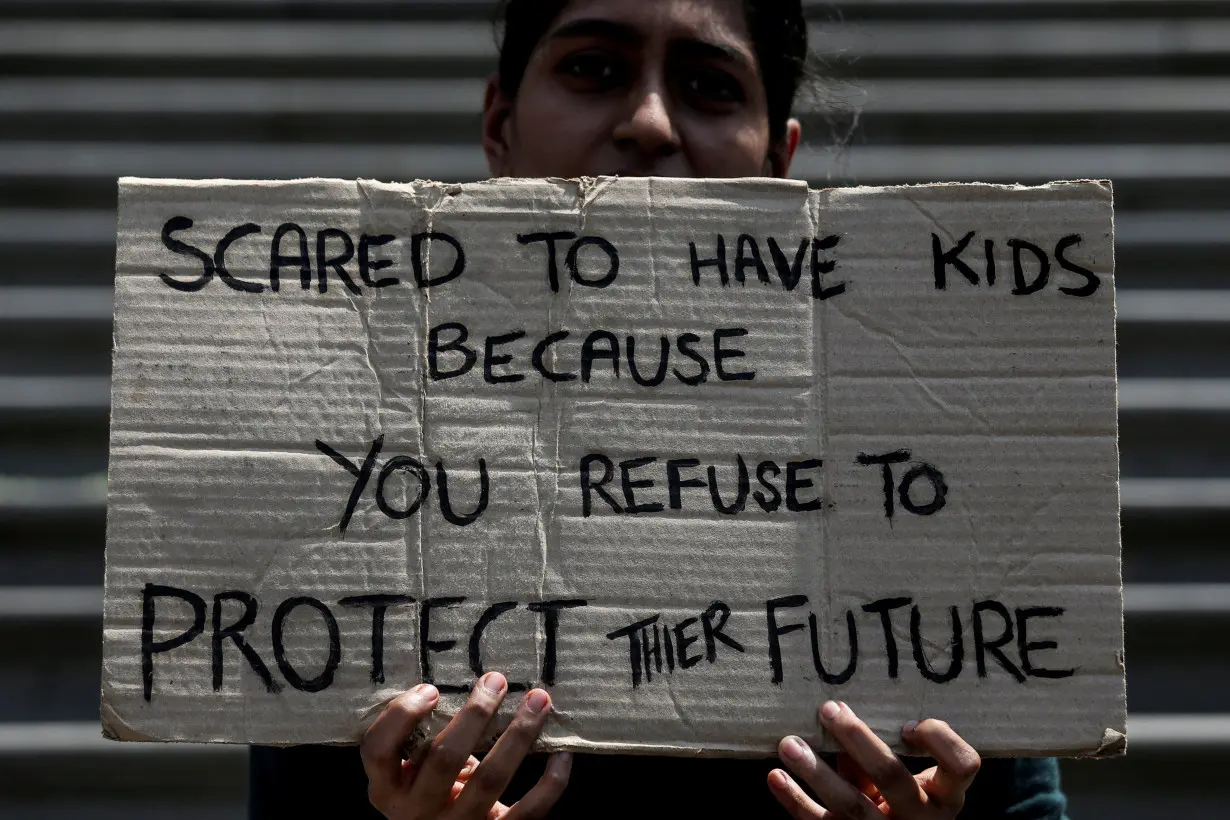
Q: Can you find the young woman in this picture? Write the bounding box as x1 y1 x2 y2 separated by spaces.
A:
251 2 1070 818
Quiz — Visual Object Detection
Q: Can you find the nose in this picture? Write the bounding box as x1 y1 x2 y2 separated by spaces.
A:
611 84 681 167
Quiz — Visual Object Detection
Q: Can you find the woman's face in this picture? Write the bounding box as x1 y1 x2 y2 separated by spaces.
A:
483 0 801 179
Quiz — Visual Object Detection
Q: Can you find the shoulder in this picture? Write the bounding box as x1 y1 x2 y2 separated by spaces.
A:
959 757 1068 820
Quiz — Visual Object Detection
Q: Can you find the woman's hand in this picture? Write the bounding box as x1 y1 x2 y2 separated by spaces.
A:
768 701 980 819
361 672 571 820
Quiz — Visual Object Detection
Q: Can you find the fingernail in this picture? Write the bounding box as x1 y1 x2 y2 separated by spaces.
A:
481 672 507 694
411 683 438 703
553 751 573 767
781 736 811 764
820 700 842 724
903 720 920 736
526 689 550 714
768 769 789 789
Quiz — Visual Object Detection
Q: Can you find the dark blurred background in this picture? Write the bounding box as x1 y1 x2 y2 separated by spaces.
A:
1 1 1228 817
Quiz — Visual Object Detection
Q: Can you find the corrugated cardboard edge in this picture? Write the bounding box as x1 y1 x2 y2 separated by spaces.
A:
99 179 129 741
1093 727 1128 758
101 696 154 742
1107 178 1129 762
113 175 1115 192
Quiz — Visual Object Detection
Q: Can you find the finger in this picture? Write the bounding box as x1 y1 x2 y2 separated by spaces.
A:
455 755 481 784
408 672 509 814
819 701 924 813
903 719 981 807
502 751 573 820
836 753 881 802
767 769 833 819
778 737 880 820
360 684 439 807
451 689 553 817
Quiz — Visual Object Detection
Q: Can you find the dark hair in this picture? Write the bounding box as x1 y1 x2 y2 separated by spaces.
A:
494 0 809 143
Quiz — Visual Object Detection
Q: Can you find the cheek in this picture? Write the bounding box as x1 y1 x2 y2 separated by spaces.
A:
509 91 613 177
684 119 771 177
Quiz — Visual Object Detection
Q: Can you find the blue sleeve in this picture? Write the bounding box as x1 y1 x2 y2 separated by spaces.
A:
959 757 1069 820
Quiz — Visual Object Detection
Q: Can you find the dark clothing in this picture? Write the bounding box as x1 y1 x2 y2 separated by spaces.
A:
249 746 1068 818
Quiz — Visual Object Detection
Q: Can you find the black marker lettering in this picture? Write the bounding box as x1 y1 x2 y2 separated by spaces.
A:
580 454 621 517
786 459 823 512
581 331 620 382
316 435 383 537
606 614 661 688
808 609 857 685
214 223 265 293
141 583 206 702
862 597 912 679
708 455 749 515
1016 606 1076 679
212 590 279 693
428 322 478 381
420 596 466 693
359 234 398 288
412 232 465 289
339 594 416 684
689 236 728 286
271 223 312 292
673 333 710 386
1055 234 1100 297
159 217 215 292
856 451 911 520
667 458 705 510
701 601 745 660
518 231 577 292
316 228 361 295
528 600 587 686
932 230 979 290
714 328 755 382
767 237 808 292
532 331 576 382
436 459 489 527
755 461 782 512
972 600 1025 682
1009 238 1050 296
566 236 619 289
644 622 662 680
621 456 664 515
810 234 845 300
485 330 527 384
766 595 808 685
376 455 429 521
735 235 770 285
627 335 670 387
673 617 702 669
468 602 524 691
910 604 963 683
899 463 948 516
271 597 340 693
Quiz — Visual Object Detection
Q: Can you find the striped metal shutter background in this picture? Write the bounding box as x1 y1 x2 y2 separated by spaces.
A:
1 1 1227 817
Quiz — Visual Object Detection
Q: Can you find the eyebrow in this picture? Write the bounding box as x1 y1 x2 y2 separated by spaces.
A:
549 18 643 46
548 17 753 70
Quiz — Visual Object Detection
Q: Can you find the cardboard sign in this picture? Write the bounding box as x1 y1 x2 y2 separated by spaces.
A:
102 177 1126 758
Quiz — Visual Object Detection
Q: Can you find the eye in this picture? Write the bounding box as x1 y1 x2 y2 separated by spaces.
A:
681 67 746 108
556 51 626 92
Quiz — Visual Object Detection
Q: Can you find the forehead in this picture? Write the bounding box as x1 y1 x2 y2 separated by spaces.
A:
546 0 755 57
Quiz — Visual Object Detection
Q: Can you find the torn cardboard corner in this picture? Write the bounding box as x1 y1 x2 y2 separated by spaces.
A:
102 176 1125 757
